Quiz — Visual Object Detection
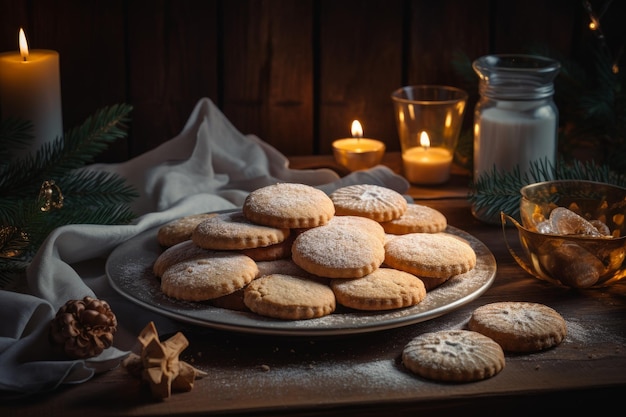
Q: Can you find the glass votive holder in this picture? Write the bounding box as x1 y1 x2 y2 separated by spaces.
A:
391 85 467 185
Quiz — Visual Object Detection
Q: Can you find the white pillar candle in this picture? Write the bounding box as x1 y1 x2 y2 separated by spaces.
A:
0 28 63 157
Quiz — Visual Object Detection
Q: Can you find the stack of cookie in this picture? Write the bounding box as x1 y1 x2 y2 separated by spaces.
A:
152 183 477 321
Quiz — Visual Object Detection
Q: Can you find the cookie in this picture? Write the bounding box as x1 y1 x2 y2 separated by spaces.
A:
468 302 567 353
243 274 336 320
380 203 447 234
384 233 476 281
291 222 385 278
402 330 505 382
192 210 290 250
330 268 426 311
327 215 386 244
153 240 210 278
157 213 218 247
242 183 335 228
330 184 407 222
160 252 258 301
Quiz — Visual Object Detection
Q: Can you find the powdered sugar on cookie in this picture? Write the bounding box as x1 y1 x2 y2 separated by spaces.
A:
384 233 476 280
292 222 385 278
402 329 505 382
243 183 335 228
468 302 567 352
330 184 407 222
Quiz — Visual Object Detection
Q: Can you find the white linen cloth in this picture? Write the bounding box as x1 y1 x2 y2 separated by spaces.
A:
0 98 409 397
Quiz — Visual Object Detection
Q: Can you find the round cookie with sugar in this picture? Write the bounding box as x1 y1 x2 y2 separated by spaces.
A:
326 214 386 244
292 222 385 279
384 232 476 282
160 252 258 301
192 210 290 250
157 213 218 247
153 240 211 278
380 203 447 234
243 274 336 320
468 302 567 353
402 329 505 383
330 184 408 222
243 183 335 229
330 268 426 311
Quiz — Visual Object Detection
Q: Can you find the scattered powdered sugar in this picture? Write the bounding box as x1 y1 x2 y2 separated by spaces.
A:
564 317 626 345
249 359 414 393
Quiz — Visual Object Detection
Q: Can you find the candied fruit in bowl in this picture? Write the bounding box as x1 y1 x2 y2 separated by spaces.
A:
501 180 626 288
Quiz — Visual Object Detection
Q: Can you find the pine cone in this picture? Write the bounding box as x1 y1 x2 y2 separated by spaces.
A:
50 296 117 359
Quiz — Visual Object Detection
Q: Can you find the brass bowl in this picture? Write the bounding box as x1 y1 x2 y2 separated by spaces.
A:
502 180 626 288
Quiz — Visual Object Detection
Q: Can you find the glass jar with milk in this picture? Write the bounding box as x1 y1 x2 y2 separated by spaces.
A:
472 54 561 223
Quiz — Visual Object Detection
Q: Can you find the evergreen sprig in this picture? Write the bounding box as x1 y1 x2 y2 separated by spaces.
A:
0 104 138 288
469 157 626 220
0 104 134 197
0 118 33 162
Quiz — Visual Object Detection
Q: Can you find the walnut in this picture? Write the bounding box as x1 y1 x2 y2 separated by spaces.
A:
50 296 117 359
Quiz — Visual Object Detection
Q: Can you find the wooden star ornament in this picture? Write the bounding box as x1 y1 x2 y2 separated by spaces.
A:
123 321 207 399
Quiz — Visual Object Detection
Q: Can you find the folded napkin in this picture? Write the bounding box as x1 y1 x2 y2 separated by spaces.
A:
0 98 409 398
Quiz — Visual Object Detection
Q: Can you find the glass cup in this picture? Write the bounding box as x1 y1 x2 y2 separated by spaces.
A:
391 85 467 185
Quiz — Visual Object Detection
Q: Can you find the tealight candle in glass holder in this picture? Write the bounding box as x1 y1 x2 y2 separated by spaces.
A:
332 120 385 172
391 85 467 185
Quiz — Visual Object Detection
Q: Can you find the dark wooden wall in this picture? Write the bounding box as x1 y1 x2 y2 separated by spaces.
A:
0 0 618 163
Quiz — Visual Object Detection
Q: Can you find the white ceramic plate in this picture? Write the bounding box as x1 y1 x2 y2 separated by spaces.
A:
106 223 496 336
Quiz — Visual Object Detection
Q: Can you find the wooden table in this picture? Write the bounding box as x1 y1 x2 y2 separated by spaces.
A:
3 154 625 416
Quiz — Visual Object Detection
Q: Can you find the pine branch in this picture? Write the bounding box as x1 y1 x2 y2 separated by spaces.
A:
58 170 139 207
0 199 136 288
40 204 136 232
555 158 626 186
0 118 33 163
469 159 554 220
53 103 133 172
469 157 626 220
0 104 137 289
0 104 133 196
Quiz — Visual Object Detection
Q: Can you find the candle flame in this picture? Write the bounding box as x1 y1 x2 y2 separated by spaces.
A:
19 28 29 60
419 131 430 148
351 120 363 138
